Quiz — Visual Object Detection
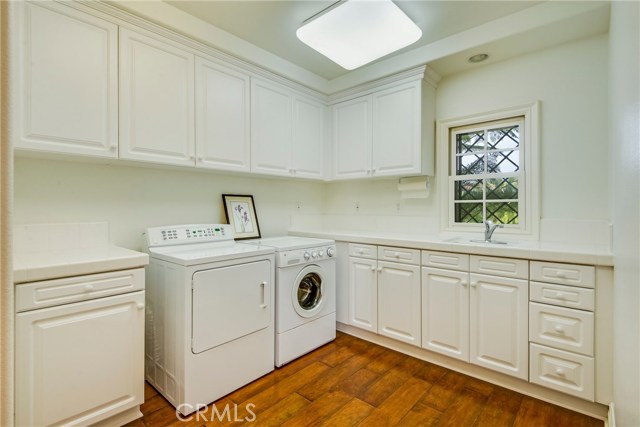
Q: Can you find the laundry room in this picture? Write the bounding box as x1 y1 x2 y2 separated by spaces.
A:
1 0 639 426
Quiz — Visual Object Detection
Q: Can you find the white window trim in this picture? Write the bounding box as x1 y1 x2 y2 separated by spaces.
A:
437 102 540 238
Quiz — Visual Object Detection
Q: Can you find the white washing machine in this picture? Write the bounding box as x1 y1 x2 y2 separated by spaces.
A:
249 237 336 366
144 224 275 415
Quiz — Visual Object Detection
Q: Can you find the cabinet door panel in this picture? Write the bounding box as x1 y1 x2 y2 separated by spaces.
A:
292 96 324 178
15 291 145 426
333 97 371 178
120 28 194 166
470 273 529 380
195 58 250 172
378 261 421 346
251 79 292 176
372 81 421 176
422 267 469 360
348 257 377 332
17 2 118 157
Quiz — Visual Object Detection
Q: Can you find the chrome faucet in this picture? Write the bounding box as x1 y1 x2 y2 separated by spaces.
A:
484 220 503 241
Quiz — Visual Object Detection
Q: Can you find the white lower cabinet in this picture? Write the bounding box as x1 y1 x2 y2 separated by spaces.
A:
348 244 421 346
15 290 145 426
469 273 529 380
348 256 377 332
422 267 469 360
378 261 421 346
528 261 597 401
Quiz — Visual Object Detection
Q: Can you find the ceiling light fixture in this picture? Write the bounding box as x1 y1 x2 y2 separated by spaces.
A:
296 0 422 70
468 53 489 63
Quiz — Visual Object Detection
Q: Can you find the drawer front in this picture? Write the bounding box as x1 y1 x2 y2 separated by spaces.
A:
15 268 145 312
422 251 469 272
529 302 594 356
530 261 595 288
470 255 528 279
348 243 377 259
530 343 594 401
378 246 420 265
530 282 595 311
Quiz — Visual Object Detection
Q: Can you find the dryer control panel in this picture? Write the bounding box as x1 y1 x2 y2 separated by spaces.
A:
146 224 233 247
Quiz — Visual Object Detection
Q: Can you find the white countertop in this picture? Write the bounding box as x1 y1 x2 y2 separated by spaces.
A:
288 229 614 266
14 245 149 284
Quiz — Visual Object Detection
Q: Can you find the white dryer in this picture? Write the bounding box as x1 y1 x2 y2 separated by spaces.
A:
144 224 275 415
249 237 336 366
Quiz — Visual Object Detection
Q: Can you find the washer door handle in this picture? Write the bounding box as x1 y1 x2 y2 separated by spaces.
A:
259 281 267 308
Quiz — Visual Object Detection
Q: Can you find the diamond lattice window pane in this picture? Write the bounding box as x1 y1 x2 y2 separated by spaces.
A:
454 202 483 223
457 154 485 175
487 150 519 173
486 178 518 200
456 132 485 154
487 126 519 150
486 202 519 224
455 180 483 200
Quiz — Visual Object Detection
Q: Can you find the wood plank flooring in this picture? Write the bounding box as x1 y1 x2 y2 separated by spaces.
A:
126 332 603 427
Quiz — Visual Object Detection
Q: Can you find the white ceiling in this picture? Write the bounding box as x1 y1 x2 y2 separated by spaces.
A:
165 0 542 80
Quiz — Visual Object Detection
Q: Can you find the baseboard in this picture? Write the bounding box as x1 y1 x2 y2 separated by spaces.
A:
337 322 608 420
90 406 143 427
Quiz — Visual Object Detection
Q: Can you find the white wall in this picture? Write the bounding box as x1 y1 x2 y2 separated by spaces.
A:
13 157 325 250
608 2 640 425
321 35 610 242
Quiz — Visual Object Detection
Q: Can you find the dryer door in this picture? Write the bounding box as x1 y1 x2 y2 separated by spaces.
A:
192 260 271 354
292 265 325 318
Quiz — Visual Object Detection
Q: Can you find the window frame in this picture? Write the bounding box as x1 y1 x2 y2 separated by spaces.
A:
437 102 540 238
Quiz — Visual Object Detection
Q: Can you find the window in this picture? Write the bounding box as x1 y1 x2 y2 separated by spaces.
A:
451 118 523 226
437 102 539 236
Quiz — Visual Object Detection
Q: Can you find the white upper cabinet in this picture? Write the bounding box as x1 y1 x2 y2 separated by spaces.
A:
333 97 371 179
251 78 325 179
195 57 251 172
119 28 195 166
251 78 292 176
332 78 432 179
372 82 422 176
15 1 118 158
292 95 324 178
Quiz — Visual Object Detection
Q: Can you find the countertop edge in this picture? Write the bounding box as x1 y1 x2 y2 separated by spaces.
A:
288 230 614 267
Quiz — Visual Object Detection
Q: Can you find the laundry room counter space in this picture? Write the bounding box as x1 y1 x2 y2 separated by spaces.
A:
13 222 149 283
288 229 613 266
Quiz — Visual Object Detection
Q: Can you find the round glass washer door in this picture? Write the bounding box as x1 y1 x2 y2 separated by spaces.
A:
292 265 325 318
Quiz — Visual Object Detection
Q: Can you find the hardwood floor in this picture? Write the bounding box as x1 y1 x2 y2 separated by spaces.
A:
126 332 603 427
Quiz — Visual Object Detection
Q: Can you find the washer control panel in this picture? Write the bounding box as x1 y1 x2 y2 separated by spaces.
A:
278 245 337 267
146 224 233 247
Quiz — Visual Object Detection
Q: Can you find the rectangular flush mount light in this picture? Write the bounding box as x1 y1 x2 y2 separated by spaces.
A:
296 0 422 70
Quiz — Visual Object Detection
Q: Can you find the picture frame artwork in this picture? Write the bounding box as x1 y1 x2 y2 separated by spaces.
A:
221 194 261 240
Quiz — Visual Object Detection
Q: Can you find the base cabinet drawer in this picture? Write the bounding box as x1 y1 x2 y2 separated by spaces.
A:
530 281 594 311
530 343 594 401
530 302 594 356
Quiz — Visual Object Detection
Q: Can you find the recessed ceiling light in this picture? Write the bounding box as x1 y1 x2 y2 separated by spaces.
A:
296 0 422 70
468 53 489 63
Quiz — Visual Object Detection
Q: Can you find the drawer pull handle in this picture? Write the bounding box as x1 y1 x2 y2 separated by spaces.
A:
461 280 468 287
84 284 94 291
556 271 567 279
377 267 383 273
555 293 566 300
470 281 478 288
554 325 565 334
555 368 566 377
136 303 145 310
370 266 376 271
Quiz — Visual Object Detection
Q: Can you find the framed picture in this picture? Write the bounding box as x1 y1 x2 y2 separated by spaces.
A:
222 194 261 240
